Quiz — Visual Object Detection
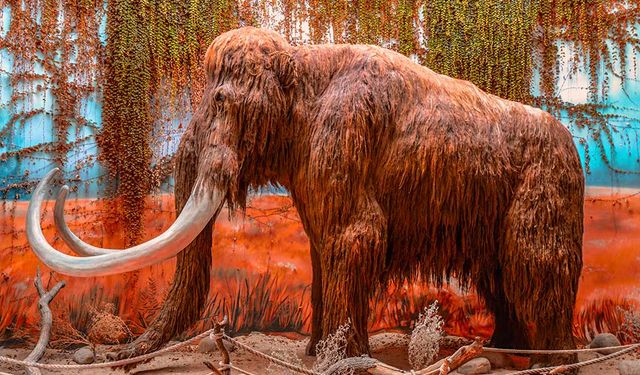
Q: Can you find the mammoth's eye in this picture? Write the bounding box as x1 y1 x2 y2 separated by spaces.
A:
214 90 225 104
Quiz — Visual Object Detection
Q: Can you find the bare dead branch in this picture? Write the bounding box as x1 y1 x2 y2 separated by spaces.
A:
213 316 230 375
24 268 65 375
203 360 224 375
415 337 484 375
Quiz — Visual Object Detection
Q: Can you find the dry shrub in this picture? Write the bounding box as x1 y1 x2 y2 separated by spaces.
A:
618 307 640 344
50 311 92 349
86 303 132 344
573 297 635 344
408 301 444 370
266 348 306 374
313 321 353 374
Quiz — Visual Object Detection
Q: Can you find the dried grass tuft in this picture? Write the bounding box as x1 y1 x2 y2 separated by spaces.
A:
313 320 354 374
408 300 444 370
86 303 132 345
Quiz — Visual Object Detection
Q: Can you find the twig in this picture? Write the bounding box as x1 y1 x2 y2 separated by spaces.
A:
24 268 65 375
438 359 450 374
204 360 224 375
337 338 484 374
415 337 484 375
213 316 230 375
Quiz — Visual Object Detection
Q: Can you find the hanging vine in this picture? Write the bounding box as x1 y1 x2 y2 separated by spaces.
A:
98 0 240 244
0 0 104 198
2 0 640 241
99 0 152 245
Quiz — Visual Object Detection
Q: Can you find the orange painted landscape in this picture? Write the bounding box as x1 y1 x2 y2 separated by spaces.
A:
1 190 639 345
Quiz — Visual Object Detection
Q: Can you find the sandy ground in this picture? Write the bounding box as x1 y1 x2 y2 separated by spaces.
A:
0 332 637 374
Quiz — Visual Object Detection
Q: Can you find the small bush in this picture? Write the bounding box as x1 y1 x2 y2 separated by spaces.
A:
618 307 640 344
313 320 353 374
408 300 444 370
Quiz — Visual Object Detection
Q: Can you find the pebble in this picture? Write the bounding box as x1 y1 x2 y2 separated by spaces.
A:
198 337 217 353
72 346 94 364
480 352 513 368
198 336 235 353
457 357 491 374
589 333 621 355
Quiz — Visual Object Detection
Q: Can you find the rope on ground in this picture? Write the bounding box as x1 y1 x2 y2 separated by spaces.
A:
483 343 637 355
0 327 216 371
208 363 260 375
504 343 640 375
220 334 321 375
1 327 639 374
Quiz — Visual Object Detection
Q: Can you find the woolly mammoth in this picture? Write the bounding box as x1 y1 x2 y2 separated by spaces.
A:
27 27 583 365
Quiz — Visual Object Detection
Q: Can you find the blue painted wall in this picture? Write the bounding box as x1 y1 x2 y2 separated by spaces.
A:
1 9 639 198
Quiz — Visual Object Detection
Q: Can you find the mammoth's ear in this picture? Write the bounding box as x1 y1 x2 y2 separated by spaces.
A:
269 51 298 89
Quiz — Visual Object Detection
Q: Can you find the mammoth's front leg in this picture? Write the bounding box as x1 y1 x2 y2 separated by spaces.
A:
319 193 387 357
110 132 213 362
306 242 324 355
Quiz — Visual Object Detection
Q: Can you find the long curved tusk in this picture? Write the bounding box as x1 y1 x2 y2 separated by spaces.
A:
54 185 118 256
27 168 224 277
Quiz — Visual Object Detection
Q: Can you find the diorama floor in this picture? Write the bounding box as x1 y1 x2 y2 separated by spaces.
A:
1 332 635 375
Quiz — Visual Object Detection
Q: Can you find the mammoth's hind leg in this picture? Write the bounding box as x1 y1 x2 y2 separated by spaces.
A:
501 163 583 368
476 275 530 350
319 193 387 357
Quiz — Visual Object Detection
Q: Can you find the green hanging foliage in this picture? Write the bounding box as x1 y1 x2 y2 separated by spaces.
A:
421 0 538 103
100 0 153 245
3 0 640 240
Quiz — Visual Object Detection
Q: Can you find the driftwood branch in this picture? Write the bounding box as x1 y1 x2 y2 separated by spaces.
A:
438 359 450 375
416 337 484 375
24 268 65 375
362 337 484 375
203 316 230 375
203 360 225 375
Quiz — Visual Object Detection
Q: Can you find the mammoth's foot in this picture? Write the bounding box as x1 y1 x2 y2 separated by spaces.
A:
105 327 166 370
488 329 529 351
305 336 320 356
530 353 578 375
306 322 328 356
488 307 530 350
529 330 578 373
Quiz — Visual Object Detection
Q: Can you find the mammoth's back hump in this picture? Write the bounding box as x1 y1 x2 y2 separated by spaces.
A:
369 65 548 276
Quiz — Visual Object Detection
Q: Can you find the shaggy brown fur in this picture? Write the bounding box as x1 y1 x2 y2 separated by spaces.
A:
116 27 584 366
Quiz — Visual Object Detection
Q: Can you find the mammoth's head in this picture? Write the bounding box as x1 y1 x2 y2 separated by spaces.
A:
25 28 299 277
196 28 298 199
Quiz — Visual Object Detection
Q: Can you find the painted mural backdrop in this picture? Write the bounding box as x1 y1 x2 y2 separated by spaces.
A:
1 1 640 347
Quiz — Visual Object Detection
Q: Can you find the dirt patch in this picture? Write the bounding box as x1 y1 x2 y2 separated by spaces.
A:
0 332 637 374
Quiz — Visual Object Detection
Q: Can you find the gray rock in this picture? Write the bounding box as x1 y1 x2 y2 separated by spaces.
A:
481 352 513 369
198 336 235 353
589 333 621 355
73 346 94 364
457 357 491 374
198 337 217 353
619 360 640 375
